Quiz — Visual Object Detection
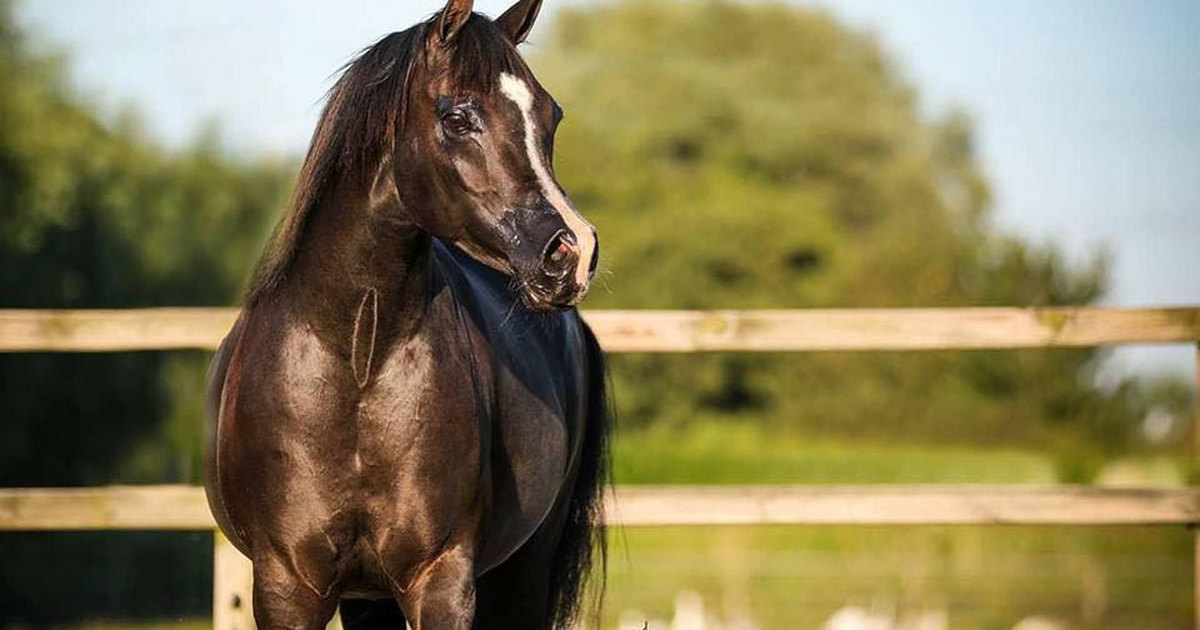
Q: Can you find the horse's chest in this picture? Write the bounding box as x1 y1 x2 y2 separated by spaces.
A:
353 333 485 485
234 321 487 517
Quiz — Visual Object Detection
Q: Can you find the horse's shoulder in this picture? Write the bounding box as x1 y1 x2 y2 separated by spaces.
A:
204 309 253 555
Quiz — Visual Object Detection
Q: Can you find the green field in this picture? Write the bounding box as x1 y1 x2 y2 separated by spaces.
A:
601 525 1192 630
603 424 1192 629
612 422 1061 485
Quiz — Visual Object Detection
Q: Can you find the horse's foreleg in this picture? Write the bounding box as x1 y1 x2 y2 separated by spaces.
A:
251 555 339 630
395 543 476 630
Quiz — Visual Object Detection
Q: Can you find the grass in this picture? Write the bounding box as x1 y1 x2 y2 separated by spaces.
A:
612 421 1058 485
601 525 1193 630
602 422 1191 629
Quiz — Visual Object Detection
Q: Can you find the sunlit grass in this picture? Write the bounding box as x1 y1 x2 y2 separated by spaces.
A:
603 422 1190 629
613 421 1058 485
602 525 1193 630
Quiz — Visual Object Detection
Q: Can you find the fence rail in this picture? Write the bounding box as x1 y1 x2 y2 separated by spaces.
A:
1 306 1197 352
0 306 1196 628
2 485 1198 530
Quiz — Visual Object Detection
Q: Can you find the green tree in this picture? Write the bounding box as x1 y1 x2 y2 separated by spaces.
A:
531 0 1188 463
0 1 291 623
0 2 290 486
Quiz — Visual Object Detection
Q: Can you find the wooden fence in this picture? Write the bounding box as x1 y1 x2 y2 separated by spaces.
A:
1 306 1197 628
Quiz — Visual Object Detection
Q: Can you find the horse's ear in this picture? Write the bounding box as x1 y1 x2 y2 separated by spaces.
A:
432 0 474 47
496 0 543 45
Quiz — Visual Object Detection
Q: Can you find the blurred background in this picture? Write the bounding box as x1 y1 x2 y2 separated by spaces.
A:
1 0 1197 628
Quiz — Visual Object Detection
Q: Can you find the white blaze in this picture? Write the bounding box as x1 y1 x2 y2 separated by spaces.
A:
499 72 596 286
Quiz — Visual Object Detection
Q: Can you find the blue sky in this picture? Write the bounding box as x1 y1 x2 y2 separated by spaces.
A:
15 0 1200 378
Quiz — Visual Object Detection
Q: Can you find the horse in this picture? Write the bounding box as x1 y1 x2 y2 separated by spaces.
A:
203 1 611 628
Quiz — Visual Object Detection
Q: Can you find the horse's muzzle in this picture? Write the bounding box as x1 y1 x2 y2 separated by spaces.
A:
517 229 593 312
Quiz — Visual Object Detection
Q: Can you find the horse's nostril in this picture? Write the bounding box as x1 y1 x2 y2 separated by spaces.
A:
543 230 578 273
549 241 570 264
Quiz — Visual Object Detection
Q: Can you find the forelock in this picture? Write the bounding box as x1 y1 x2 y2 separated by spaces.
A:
445 14 534 95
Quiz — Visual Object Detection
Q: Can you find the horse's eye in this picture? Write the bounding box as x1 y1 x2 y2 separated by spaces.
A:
442 111 473 136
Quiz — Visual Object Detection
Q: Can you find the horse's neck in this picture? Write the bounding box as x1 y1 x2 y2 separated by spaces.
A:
281 171 434 348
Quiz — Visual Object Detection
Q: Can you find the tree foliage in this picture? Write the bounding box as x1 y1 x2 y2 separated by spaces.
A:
530 0 1187 461
0 2 291 623
0 1 290 488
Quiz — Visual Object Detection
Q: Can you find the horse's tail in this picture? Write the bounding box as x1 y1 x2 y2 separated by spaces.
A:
549 321 614 629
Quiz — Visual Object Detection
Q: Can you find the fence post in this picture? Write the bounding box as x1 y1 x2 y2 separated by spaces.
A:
214 531 255 630
1194 342 1199 630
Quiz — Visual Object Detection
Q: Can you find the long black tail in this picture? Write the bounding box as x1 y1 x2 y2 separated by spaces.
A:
548 322 613 629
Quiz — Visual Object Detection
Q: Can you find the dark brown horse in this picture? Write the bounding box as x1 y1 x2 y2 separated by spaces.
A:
204 1 610 627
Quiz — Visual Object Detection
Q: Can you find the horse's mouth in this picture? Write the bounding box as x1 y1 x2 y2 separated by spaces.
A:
519 282 587 313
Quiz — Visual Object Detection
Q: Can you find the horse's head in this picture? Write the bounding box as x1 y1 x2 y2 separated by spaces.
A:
392 0 597 312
